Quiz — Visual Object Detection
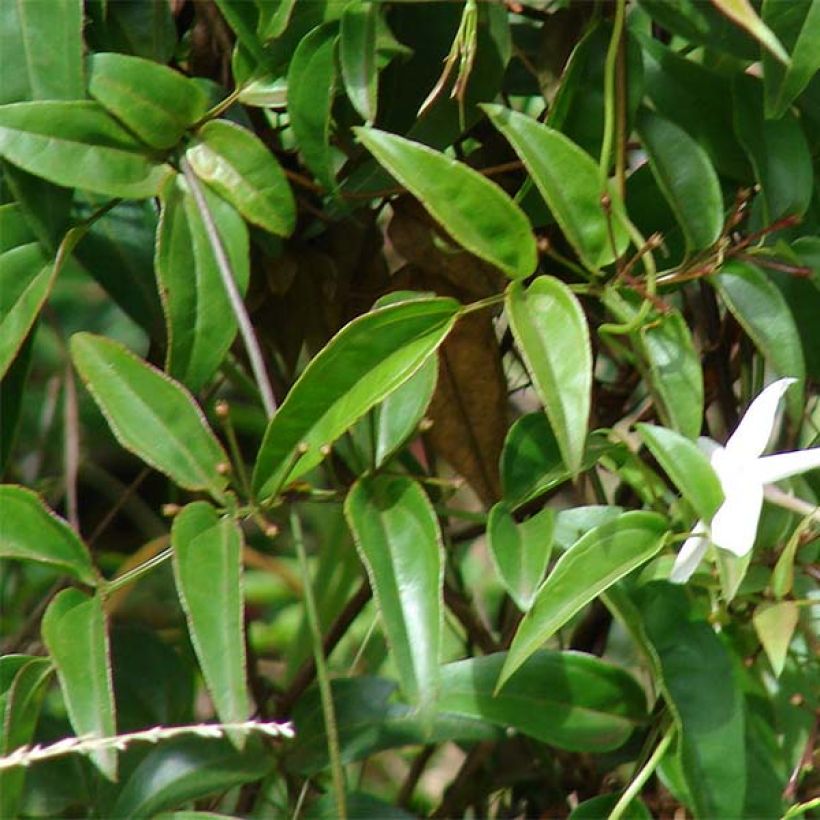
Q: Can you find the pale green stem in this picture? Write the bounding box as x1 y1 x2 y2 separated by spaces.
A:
103 548 173 596
599 0 626 187
290 508 347 820
764 485 820 522
180 158 277 419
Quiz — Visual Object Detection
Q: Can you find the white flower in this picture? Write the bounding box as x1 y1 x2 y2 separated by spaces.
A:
671 378 820 583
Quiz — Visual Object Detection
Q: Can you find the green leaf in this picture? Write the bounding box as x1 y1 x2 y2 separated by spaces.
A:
345 475 443 710
0 657 53 819
84 0 176 63
258 0 297 40
186 119 295 237
172 503 249 742
553 505 625 551
487 503 554 612
499 511 667 690
753 601 799 677
569 793 652 819
355 127 536 280
252 297 459 500
0 101 172 198
637 583 746 820
340 2 378 123
636 424 724 521
89 52 208 150
0 485 97 584
112 736 272 818
439 651 647 752
70 332 230 500
286 677 498 775
636 108 723 252
41 589 117 780
0 203 35 252
483 104 629 271
156 174 250 392
288 23 339 192
306 792 415 820
711 0 790 63
712 259 805 423
0 0 83 103
0 331 33 473
505 277 592 474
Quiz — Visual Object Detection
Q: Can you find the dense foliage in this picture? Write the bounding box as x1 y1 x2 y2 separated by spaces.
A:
1 0 819 817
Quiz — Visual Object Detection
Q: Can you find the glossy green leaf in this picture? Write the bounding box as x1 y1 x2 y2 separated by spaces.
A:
553 505 625 551
355 127 536 280
345 475 443 710
0 657 53 819
505 277 592 474
258 0 297 40
89 52 208 150
637 424 724 522
711 0 790 63
340 2 378 122
112 736 272 818
172 502 249 742
84 0 176 63
439 651 646 752
41 589 117 780
186 119 295 237
288 23 339 192
637 583 746 820
0 485 97 584
156 174 250 392
0 0 83 104
636 108 723 252
569 793 652 819
286 677 498 774
763 0 820 118
712 260 805 423
487 503 554 612
0 203 35 252
0 101 171 198
70 332 230 500
734 75 814 222
499 511 667 690
252 297 459 500
483 104 629 271
753 601 799 677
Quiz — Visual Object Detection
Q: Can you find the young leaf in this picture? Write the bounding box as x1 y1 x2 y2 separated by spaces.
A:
711 0 790 63
252 297 459 500
0 485 97 585
156 174 250 392
0 101 172 198
753 601 799 677
345 475 443 710
89 53 209 150
41 589 117 780
287 23 339 192
505 277 592 474
70 333 230 500
340 2 378 123
499 511 667 690
439 651 647 752
482 104 629 271
487 503 554 612
636 108 723 252
354 127 536 280
172 503 249 743
186 119 296 237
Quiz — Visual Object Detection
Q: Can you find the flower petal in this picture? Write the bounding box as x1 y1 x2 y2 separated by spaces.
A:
756 448 820 483
725 378 796 459
670 521 710 583
710 472 763 556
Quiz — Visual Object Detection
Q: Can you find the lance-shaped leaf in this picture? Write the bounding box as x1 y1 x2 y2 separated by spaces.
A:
636 108 723 253
506 276 592 474
0 101 171 198
482 104 628 271
345 475 443 710
252 297 459 500
70 333 230 500
89 53 209 150
354 127 536 280
340 2 378 123
41 589 117 780
499 511 667 690
156 174 250 392
0 485 97 585
186 120 296 237
488 503 554 612
753 601 799 678
711 0 789 63
172 503 249 745
439 651 647 752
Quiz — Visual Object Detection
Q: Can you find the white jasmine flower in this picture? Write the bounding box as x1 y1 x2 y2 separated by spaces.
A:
671 378 820 583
